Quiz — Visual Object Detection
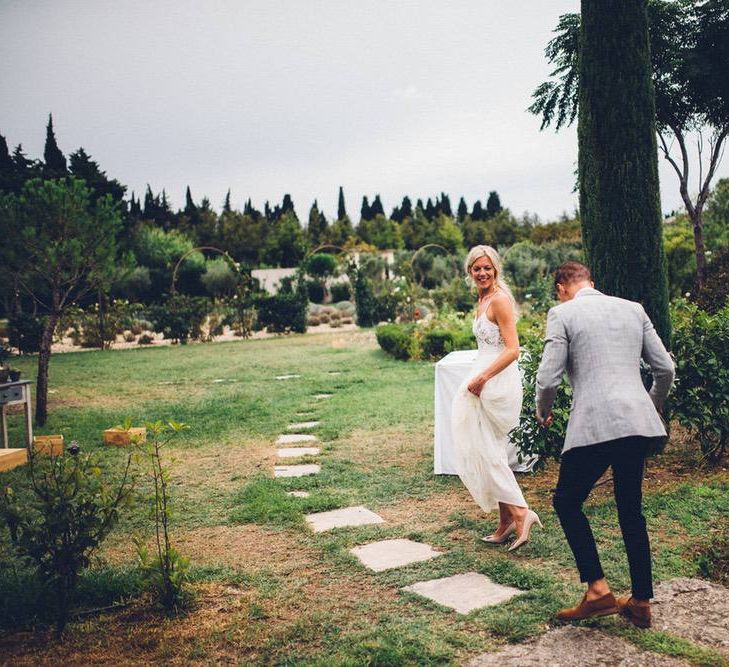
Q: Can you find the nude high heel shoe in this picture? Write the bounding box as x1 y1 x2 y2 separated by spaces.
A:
481 522 516 544
508 510 542 552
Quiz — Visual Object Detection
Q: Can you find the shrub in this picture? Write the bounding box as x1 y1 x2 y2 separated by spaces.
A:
420 328 455 360
256 292 307 334
330 282 352 302
138 333 155 345
7 313 45 354
306 280 325 304
335 300 354 312
149 294 210 344
123 331 137 342
0 445 135 635
201 257 237 298
509 331 572 469
308 316 321 326
693 247 729 314
349 263 378 327
670 300 728 461
375 323 415 360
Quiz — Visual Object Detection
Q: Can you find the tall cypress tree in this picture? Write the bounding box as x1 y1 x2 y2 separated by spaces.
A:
485 191 502 218
578 0 670 343
43 114 67 178
337 186 347 220
371 194 385 217
185 186 196 214
400 196 413 219
360 196 371 221
0 134 13 193
223 189 232 212
457 197 468 222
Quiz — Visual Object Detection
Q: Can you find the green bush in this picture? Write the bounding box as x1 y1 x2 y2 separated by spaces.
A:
149 294 210 344
670 300 729 461
375 323 415 360
509 331 572 469
306 280 325 304
330 282 352 302
349 264 378 327
420 328 455 360
0 447 135 635
7 313 45 354
693 247 729 314
256 292 307 334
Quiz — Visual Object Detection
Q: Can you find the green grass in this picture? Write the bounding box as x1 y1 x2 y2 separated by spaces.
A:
2 332 728 665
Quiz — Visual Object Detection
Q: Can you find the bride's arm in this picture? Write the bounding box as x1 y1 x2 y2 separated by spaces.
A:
467 295 520 396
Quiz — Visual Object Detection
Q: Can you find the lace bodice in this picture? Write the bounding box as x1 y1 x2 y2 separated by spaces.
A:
473 313 504 352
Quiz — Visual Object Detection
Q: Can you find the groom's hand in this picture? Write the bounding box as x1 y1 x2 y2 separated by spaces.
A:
536 411 553 428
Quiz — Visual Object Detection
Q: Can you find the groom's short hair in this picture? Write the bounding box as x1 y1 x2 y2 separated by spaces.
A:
554 261 591 287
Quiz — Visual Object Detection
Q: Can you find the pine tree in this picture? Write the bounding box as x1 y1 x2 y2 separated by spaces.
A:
485 191 502 218
337 186 347 220
457 197 468 222
68 147 126 204
360 195 371 221
223 189 232 212
43 114 67 178
578 0 670 343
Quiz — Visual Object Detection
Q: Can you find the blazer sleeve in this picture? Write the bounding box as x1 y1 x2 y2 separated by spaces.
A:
639 305 675 411
536 307 569 420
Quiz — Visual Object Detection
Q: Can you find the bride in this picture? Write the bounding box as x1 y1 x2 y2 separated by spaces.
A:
451 245 541 551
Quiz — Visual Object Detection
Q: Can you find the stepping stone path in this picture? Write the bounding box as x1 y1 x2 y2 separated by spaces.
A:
287 421 320 431
277 447 321 458
274 464 321 478
402 572 522 614
350 539 443 572
276 434 318 445
313 393 333 400
467 626 690 666
275 374 301 380
286 491 311 498
306 506 385 533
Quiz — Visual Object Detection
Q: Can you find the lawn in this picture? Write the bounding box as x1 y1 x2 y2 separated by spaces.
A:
0 330 727 665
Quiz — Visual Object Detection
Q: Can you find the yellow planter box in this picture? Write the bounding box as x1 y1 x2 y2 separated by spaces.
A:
33 434 64 456
103 427 147 446
0 448 28 472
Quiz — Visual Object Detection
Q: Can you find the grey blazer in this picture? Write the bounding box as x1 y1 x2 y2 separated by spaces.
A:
536 288 675 453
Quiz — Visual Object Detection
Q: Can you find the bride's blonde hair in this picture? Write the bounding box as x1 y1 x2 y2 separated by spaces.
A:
465 245 517 314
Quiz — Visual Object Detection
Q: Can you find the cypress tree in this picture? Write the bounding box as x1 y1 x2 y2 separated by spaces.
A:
457 197 468 222
337 186 347 220
472 201 484 221
185 186 196 214
223 189 232 212
439 193 453 217
425 198 435 220
360 196 371 221
486 191 502 218
578 0 670 343
400 196 413 219
0 134 13 193
371 194 385 217
43 114 67 178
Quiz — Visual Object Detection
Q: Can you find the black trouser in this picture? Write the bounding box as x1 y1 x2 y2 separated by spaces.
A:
552 436 653 599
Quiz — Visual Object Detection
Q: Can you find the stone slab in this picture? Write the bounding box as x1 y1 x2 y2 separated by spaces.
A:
306 506 385 533
313 393 333 399
328 371 342 375
277 447 321 458
286 491 311 498
652 577 729 655
287 421 320 431
274 374 301 380
350 539 443 572
276 434 318 445
402 572 521 614
467 626 689 666
274 464 320 478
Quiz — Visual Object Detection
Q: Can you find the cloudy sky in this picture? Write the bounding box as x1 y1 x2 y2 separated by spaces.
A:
1 1 725 222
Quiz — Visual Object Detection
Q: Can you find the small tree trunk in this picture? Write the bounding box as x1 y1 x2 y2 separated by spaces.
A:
689 210 707 290
35 310 59 427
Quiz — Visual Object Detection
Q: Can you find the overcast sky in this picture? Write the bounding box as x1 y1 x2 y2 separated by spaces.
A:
1 0 726 222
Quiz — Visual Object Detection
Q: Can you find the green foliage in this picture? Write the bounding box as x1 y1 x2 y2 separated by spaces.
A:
135 420 192 613
510 331 571 468
256 292 307 334
430 277 475 314
663 220 697 297
0 447 135 635
329 281 352 302
149 294 210 344
670 300 729 461
306 252 337 279
375 323 416 360
693 247 729 314
200 257 237 298
349 263 378 327
7 313 44 354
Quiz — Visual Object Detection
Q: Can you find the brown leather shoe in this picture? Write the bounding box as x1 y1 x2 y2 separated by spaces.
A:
616 595 652 628
556 592 618 622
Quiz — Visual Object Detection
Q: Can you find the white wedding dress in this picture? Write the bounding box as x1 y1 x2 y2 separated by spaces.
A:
450 313 527 512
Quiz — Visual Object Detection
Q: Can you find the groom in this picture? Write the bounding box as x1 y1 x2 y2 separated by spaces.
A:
536 261 674 628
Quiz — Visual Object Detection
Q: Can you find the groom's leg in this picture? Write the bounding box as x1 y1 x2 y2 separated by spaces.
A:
611 436 653 600
553 443 611 584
